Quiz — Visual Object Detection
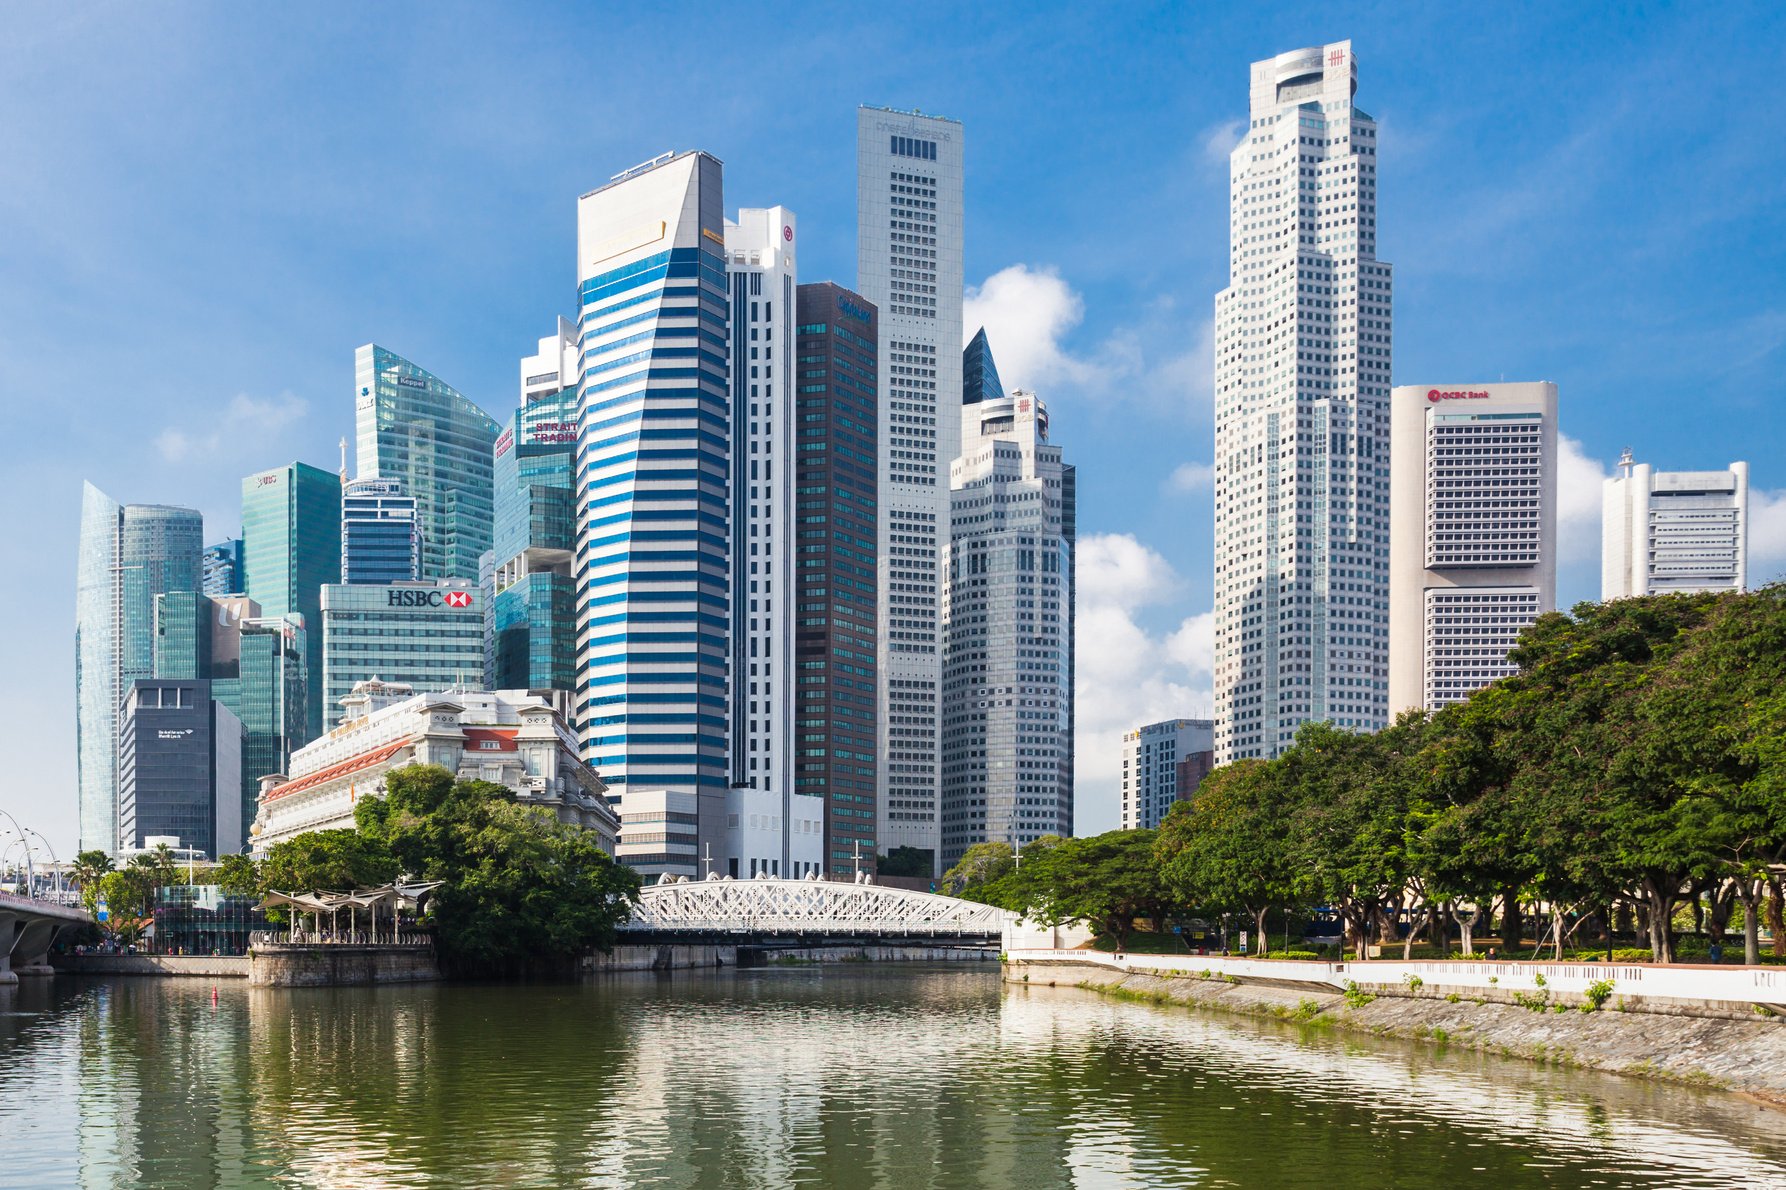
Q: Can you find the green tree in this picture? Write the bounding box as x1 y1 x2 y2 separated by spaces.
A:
71 849 114 913
941 841 1016 901
1156 760 1296 955
214 853 262 900
1016 830 1174 950
355 765 640 974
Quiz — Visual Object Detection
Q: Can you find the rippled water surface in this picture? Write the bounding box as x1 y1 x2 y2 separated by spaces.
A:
4 966 1784 1188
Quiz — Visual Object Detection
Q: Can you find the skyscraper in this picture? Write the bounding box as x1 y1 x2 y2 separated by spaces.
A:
724 206 798 871
795 282 882 877
574 151 731 875
341 478 420 585
354 343 501 582
201 539 243 597
242 461 340 741
320 581 484 726
75 484 203 853
1120 719 1216 831
940 386 1074 868
1213 40 1393 762
1388 382 1558 714
857 107 965 873
486 319 579 697
155 592 306 851
117 678 241 858
1603 456 1749 599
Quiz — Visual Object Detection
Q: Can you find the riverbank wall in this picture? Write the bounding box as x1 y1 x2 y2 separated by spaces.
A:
248 944 440 986
52 954 249 978
1006 951 1786 1105
586 943 997 972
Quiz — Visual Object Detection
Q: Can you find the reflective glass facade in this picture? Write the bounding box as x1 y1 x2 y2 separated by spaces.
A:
75 484 203 853
342 477 420 585
242 462 340 742
354 344 500 583
794 283 882 877
117 679 240 858
201 539 243 596
489 383 578 692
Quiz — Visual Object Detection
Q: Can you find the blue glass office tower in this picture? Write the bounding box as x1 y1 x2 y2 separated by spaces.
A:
242 462 340 741
574 151 730 870
202 539 244 596
354 344 500 582
75 483 203 853
342 478 421 584
488 320 579 693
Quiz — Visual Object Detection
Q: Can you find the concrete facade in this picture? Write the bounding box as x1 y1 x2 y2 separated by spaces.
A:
1603 456 1749 598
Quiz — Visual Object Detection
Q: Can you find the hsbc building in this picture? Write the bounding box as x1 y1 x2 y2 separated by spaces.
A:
320 581 485 729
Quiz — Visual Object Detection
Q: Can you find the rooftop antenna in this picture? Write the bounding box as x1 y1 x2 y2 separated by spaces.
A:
1617 447 1635 477
339 437 348 481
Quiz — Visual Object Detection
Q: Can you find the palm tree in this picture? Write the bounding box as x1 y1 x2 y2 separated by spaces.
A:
71 850 114 911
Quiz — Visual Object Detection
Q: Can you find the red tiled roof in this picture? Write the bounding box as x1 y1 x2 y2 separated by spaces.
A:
265 739 410 802
462 728 518 751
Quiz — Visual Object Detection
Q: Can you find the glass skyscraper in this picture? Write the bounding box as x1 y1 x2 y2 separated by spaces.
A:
794 282 882 877
341 477 420 585
242 461 340 742
574 151 731 874
354 343 500 583
201 539 243 596
75 483 203 853
155 591 306 851
487 320 578 694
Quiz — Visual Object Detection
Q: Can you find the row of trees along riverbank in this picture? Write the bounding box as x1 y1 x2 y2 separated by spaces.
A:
948 588 1786 965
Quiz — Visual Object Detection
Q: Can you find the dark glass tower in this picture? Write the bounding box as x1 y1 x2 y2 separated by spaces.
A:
242 462 340 741
961 327 1006 407
794 283 881 877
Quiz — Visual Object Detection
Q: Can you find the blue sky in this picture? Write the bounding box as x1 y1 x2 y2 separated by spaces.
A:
4 2 1783 856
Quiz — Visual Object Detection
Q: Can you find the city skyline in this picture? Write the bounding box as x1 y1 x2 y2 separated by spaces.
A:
8 4 1786 855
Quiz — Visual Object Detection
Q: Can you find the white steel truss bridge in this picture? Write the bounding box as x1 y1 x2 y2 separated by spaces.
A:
619 877 1014 941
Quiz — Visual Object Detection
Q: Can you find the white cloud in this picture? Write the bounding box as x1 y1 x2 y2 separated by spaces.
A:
963 264 1212 416
157 393 309 463
1557 434 1609 563
1167 461 1215 493
1200 118 1245 165
1074 533 1213 834
1751 487 1786 586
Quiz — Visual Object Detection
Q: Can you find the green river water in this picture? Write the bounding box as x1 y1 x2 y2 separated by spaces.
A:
3 965 1783 1188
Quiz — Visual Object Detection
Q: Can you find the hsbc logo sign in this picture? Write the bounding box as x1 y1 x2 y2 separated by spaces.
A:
385 589 475 609
1427 389 1489 403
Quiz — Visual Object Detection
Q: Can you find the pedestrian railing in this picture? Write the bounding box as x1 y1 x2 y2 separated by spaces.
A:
251 930 432 949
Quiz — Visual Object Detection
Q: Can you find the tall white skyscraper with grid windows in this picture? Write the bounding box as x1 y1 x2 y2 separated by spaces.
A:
1213 40 1393 763
857 107 964 871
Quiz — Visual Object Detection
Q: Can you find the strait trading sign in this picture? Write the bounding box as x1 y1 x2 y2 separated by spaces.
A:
386 589 475 609
1427 389 1490 403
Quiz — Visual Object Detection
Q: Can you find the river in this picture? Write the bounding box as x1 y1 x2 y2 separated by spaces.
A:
3 965 1783 1188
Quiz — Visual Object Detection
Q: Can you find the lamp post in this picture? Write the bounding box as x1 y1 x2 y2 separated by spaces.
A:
0 810 37 897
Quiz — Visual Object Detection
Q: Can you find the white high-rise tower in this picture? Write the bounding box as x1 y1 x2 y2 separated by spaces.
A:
1213 40 1393 762
857 107 964 871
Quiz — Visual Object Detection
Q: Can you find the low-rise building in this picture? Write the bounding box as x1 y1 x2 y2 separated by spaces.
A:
252 681 617 856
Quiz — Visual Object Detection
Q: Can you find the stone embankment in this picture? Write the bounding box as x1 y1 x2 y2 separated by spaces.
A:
53 953 249 978
53 947 442 986
1005 951 1786 1106
587 943 996 972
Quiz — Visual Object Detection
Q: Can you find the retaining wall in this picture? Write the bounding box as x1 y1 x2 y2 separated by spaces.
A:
586 942 997 973
248 945 440 987
52 953 249 978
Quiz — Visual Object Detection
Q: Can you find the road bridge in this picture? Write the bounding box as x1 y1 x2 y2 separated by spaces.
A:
0 891 91 983
618 876 1013 947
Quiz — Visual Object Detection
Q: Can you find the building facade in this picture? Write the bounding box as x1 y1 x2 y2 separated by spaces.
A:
724 206 798 870
1119 719 1216 831
1388 382 1558 714
202 539 243 597
940 388 1074 868
319 581 484 728
341 477 420 585
1213 40 1392 762
794 282 882 877
572 151 731 876
1603 456 1749 599
242 461 340 741
75 483 204 854
354 343 501 582
857 107 966 873
117 678 242 859
155 592 307 850
253 683 617 856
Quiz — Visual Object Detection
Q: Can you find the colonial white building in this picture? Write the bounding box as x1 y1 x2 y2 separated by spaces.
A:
251 681 618 856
